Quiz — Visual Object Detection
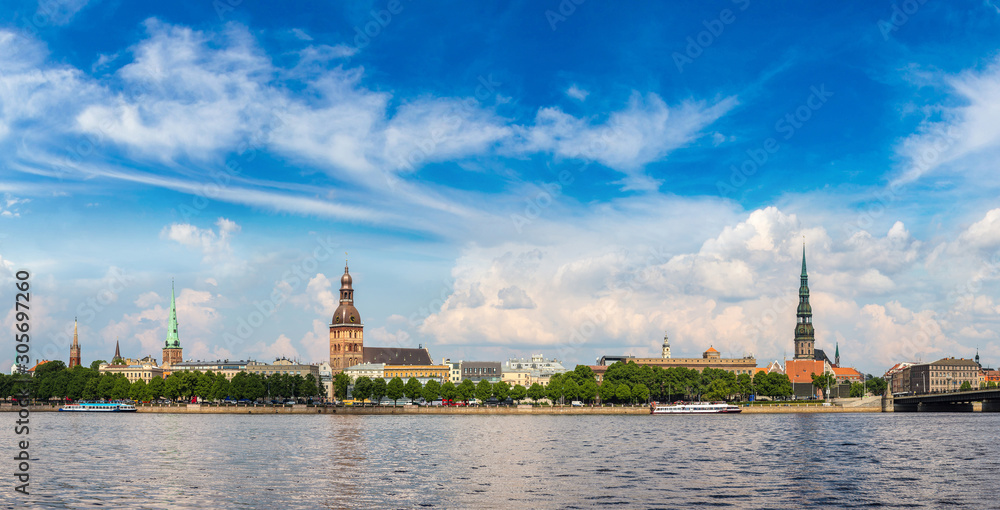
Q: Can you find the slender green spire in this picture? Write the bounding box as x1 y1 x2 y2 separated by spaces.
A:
801 242 808 279
165 280 180 348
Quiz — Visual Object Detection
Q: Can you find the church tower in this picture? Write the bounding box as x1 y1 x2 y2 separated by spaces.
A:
794 243 815 360
329 262 364 375
69 318 81 368
162 281 183 366
661 332 671 359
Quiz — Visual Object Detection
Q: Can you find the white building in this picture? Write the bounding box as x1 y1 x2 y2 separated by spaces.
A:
343 362 385 381
503 354 568 377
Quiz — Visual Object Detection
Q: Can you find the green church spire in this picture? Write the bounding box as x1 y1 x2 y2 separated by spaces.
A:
165 280 180 348
801 242 808 279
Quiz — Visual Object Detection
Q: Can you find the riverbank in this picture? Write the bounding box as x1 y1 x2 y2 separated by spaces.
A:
2 403 883 414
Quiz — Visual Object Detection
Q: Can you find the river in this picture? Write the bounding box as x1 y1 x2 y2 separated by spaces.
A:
6 412 1000 508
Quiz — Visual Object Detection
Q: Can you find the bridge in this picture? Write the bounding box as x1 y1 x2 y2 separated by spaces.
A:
891 389 1000 412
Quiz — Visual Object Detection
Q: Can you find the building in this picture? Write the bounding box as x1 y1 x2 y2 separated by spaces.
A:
503 354 568 376
162 282 183 366
365 346 434 365
884 362 916 395
168 359 252 379
785 359 834 398
99 362 164 383
460 361 502 383
245 358 320 379
69 319 81 369
329 263 364 375
316 362 333 399
592 344 757 384
501 369 534 388
344 363 385 381
442 359 462 383
832 366 863 384
794 244 816 360
902 358 981 394
384 364 449 383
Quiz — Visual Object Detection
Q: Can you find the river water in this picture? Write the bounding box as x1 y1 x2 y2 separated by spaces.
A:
6 412 1000 508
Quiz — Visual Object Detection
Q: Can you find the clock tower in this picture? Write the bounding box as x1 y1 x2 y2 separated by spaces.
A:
794 244 815 360
329 262 364 375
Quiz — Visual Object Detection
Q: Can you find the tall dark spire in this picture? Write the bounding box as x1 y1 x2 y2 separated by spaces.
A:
113 338 121 363
794 241 815 360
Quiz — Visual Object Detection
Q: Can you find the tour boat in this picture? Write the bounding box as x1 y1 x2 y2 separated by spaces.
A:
650 401 742 414
59 402 137 412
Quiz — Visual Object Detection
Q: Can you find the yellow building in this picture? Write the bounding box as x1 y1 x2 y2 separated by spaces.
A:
501 369 533 388
99 362 164 383
384 365 449 381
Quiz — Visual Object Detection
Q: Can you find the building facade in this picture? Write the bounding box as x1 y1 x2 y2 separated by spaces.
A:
245 358 321 379
460 361 502 383
329 263 364 375
344 363 386 381
902 358 981 394
384 364 449 383
168 360 251 379
162 283 183 366
99 362 164 383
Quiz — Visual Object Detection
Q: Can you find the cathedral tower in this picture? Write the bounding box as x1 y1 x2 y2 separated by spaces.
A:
69 318 81 368
162 281 183 366
329 262 364 375
794 244 815 360
661 332 671 359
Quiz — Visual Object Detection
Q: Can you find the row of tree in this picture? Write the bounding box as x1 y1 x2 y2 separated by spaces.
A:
1 361 323 402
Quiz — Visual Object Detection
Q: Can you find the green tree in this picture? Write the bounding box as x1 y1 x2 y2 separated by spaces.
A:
510 384 527 403
811 373 837 398
527 383 546 402
546 377 564 404
98 374 117 399
146 376 164 401
90 360 107 370
82 377 99 400
387 377 405 405
704 379 731 401
352 376 372 403
475 380 492 403
989 381 998 389
866 376 888 396
562 378 580 402
572 365 597 385
164 374 181 401
960 381 973 391
196 371 214 400
423 379 441 402
493 381 511 401
370 378 388 404
615 383 631 403
850 382 865 398
440 380 458 401
334 373 351 401
130 379 147 401
735 373 753 401
211 375 231 401
599 381 617 403
580 380 598 403
404 377 423 402
111 377 131 400
301 374 320 399
458 379 476 403
632 383 650 403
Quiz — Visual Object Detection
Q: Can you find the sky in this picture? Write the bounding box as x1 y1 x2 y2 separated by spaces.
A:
2 1 1000 376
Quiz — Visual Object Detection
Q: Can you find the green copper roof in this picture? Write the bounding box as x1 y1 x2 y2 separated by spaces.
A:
165 281 180 348
801 243 808 278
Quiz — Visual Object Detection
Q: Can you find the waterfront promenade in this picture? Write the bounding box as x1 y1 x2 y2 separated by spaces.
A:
2 403 880 414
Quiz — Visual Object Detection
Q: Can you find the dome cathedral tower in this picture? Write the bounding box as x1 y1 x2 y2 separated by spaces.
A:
329 261 364 375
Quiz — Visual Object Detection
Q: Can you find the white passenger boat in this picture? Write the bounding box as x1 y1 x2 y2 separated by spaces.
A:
59 402 137 412
650 401 742 414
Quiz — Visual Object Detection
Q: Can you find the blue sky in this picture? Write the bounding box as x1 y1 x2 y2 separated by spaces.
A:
3 1 1000 375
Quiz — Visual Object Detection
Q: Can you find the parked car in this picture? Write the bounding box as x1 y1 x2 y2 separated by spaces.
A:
571 401 584 407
